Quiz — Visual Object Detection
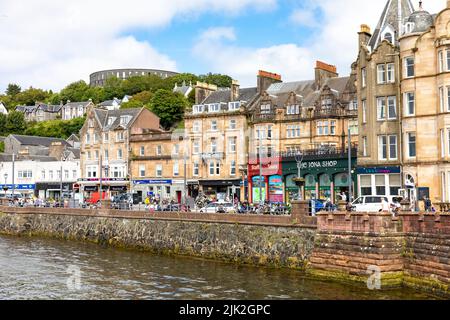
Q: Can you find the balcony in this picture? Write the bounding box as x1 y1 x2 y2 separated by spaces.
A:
279 145 358 161
314 108 358 119
252 112 276 123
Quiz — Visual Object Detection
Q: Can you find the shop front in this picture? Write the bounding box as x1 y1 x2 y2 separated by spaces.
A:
198 180 242 202
79 178 129 201
248 157 282 204
0 184 35 197
357 166 402 197
35 182 74 200
282 157 357 203
133 179 173 204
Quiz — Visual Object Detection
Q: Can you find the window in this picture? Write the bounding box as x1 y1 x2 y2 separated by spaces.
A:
103 133 109 143
209 161 220 175
405 57 415 78
268 125 273 139
95 150 99 160
156 145 162 156
120 116 130 125
173 162 179 176
116 131 125 142
193 162 199 176
439 50 444 72
64 170 69 179
361 68 367 88
173 144 179 156
447 87 450 112
140 146 145 156
260 104 271 114
377 98 386 120
41 170 45 180
156 165 163 177
88 119 94 128
384 32 393 43
193 105 204 114
447 50 450 72
85 134 90 144
379 136 387 160
229 119 237 129
375 175 386 196
387 63 395 83
440 87 445 112
107 117 114 126
230 160 236 176
211 138 217 153
209 162 215 176
211 120 218 131
87 151 91 160
362 100 367 123
104 150 109 161
229 101 241 111
87 166 97 178
377 64 386 84
360 175 372 196
18 170 32 178
388 96 397 119
407 132 416 158
362 136 368 157
208 104 220 113
193 140 200 154
349 120 358 135
49 170 54 180
139 165 145 177
389 135 398 160
404 92 415 116
286 105 300 115
193 121 200 132
317 121 327 136
117 149 123 160
287 125 300 138
93 133 98 144
229 137 237 153
330 121 336 135
441 129 445 157
389 174 402 196
73 170 77 179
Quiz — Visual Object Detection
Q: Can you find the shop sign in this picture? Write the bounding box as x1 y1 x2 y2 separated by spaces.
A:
300 160 340 170
133 180 172 185
357 167 401 174
0 184 35 190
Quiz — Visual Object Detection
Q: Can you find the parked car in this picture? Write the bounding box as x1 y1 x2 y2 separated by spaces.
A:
162 204 181 212
351 196 402 213
112 193 133 210
199 202 235 214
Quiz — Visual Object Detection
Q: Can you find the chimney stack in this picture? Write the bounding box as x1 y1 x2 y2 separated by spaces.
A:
358 24 372 48
194 82 217 104
257 70 282 94
231 80 240 101
49 141 65 159
315 61 338 88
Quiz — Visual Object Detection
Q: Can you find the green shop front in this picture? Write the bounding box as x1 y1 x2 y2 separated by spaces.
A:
282 156 357 204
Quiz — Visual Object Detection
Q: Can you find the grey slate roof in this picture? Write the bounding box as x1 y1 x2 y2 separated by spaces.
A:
15 105 37 113
0 153 59 162
64 101 92 108
98 98 121 107
37 103 62 113
10 135 70 147
202 87 258 105
93 107 143 130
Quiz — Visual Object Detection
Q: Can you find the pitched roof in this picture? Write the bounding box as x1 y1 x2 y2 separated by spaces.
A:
15 105 37 113
37 103 62 113
64 101 92 108
93 107 144 130
202 87 258 105
10 135 70 147
98 98 121 107
0 153 59 162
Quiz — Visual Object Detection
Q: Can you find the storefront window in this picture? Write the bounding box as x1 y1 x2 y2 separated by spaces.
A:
375 175 386 195
360 175 372 196
305 174 317 200
269 175 283 203
389 174 401 196
285 174 298 203
252 176 266 203
319 174 331 200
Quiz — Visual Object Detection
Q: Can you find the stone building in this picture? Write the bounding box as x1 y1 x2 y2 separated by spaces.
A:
183 77 265 201
248 62 358 204
78 107 161 201
355 0 415 200
15 103 63 122
62 100 95 120
4 134 72 156
399 1 450 204
130 130 186 204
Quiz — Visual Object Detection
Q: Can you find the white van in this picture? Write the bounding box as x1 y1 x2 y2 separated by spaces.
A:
352 196 402 213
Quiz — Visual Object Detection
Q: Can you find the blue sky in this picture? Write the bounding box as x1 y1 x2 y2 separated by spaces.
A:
0 0 446 91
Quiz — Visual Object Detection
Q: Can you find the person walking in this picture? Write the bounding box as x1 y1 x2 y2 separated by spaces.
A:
424 197 433 212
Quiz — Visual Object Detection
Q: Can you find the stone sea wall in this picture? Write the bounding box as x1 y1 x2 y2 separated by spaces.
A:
0 212 316 270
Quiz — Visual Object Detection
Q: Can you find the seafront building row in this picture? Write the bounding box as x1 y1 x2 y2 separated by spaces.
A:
2 0 450 210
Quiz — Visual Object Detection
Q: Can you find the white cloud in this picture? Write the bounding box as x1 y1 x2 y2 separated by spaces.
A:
193 0 447 87
0 0 276 92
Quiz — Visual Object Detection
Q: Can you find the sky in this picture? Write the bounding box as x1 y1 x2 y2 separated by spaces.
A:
0 0 447 92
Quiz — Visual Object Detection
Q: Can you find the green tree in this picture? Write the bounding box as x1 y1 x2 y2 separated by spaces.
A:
59 80 91 103
6 83 21 97
199 73 233 87
149 90 189 129
165 73 199 90
0 141 4 153
104 76 125 100
121 99 144 109
132 91 153 104
14 87 50 106
5 111 27 134
0 113 7 136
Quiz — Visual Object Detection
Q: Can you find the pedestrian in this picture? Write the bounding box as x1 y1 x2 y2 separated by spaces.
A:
424 197 432 212
340 191 347 202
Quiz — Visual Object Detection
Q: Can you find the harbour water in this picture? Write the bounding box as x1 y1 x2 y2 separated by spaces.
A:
0 235 438 300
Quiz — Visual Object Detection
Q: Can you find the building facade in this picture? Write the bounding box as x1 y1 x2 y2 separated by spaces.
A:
62 100 94 120
15 103 62 122
78 107 161 201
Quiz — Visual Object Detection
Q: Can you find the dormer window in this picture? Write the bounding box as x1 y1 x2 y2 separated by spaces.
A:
321 99 333 110
88 119 94 128
193 105 204 114
405 22 415 34
208 103 220 113
107 117 115 126
260 104 271 114
120 115 131 126
229 101 241 111
384 32 393 43
286 105 300 115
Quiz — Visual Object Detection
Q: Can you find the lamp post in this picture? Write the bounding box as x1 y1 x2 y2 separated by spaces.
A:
258 134 264 206
294 152 304 201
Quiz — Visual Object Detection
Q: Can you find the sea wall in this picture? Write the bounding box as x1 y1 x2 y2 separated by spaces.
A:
0 208 317 270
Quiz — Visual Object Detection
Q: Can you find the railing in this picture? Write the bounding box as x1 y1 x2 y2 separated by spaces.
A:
249 146 358 160
252 108 358 123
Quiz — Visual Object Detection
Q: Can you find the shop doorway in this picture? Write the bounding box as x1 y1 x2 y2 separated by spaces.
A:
176 191 182 204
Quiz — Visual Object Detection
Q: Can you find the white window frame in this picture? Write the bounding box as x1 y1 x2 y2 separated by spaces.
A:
140 146 145 156
405 56 415 78
229 119 237 130
173 162 179 177
387 96 397 120
230 160 236 176
404 92 415 116
229 137 237 153
193 162 199 176
387 63 395 83
377 97 386 121
156 165 163 177
361 68 367 88
211 120 218 131
379 136 388 161
117 149 123 160
377 64 386 84
362 100 367 123
389 135 398 160
407 132 416 158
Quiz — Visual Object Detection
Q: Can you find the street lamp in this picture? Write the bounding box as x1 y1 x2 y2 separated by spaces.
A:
293 152 305 201
3 173 8 193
